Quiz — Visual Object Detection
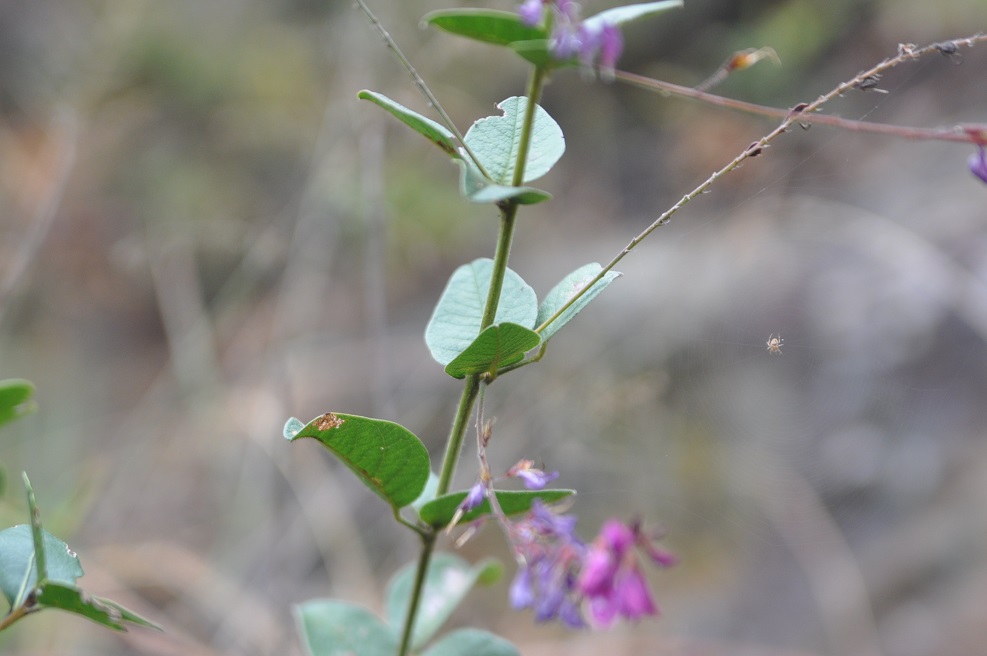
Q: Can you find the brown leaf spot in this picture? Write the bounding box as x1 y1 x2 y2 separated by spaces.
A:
315 413 345 431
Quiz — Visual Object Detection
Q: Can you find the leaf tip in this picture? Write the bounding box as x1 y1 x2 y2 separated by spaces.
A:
283 417 305 440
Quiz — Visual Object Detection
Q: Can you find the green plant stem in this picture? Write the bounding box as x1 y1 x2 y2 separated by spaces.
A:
396 531 436 656
479 66 546 332
397 66 548 656
435 375 481 497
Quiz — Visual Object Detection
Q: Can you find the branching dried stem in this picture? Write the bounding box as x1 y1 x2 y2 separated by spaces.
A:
536 33 987 337
615 34 987 145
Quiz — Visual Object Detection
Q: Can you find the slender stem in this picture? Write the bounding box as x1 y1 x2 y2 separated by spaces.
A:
396 531 436 656
435 375 481 496
0 603 31 632
614 69 984 145
398 66 549 656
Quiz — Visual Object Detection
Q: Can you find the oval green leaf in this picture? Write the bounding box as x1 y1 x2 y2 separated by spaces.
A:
0 379 37 428
385 553 501 651
422 9 547 47
295 600 397 656
287 414 430 510
536 263 622 340
583 0 684 33
444 322 541 379
464 97 564 185
421 629 521 656
358 90 458 157
36 582 161 632
418 488 576 528
425 259 538 367
0 525 84 608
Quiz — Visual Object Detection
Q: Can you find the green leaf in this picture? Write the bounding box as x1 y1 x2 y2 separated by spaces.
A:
464 97 564 185
444 323 541 378
583 0 684 33
358 90 459 157
24 472 47 583
35 582 161 632
286 414 430 510
456 160 551 205
410 471 440 514
0 525 83 609
418 489 576 528
385 553 501 651
536 263 622 340
508 39 554 67
425 259 538 367
295 600 397 656
0 379 37 428
423 9 547 47
421 629 522 656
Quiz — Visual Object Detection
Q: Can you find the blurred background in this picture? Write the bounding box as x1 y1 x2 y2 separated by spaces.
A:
1 0 986 654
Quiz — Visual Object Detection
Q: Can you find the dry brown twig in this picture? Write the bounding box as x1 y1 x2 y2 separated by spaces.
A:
534 33 987 338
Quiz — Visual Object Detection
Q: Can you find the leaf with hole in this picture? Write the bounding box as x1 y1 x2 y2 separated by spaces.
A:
285 414 430 511
418 489 575 528
537 263 621 340
385 553 502 651
444 323 541 378
425 259 538 367
464 97 564 185
295 600 397 656
0 524 83 610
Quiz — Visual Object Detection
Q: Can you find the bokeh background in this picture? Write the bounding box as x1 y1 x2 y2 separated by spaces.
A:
1 0 986 654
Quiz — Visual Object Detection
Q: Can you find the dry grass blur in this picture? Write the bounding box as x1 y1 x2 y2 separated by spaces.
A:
1 1 986 654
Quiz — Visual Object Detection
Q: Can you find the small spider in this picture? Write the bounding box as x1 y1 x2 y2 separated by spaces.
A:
766 333 784 354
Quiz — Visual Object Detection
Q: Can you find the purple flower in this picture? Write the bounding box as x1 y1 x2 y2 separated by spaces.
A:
518 0 544 26
576 519 673 627
506 503 674 629
508 501 586 625
970 145 987 184
597 23 624 75
462 482 486 511
521 1 626 75
508 459 560 489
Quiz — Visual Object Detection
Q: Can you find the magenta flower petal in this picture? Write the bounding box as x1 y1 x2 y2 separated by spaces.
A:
578 544 617 595
615 566 658 620
970 146 987 184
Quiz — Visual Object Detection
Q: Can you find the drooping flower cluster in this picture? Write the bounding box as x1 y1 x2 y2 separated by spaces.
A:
518 0 625 77
507 500 675 628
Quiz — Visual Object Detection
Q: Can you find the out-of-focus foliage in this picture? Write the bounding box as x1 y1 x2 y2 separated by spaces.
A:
1 0 985 654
